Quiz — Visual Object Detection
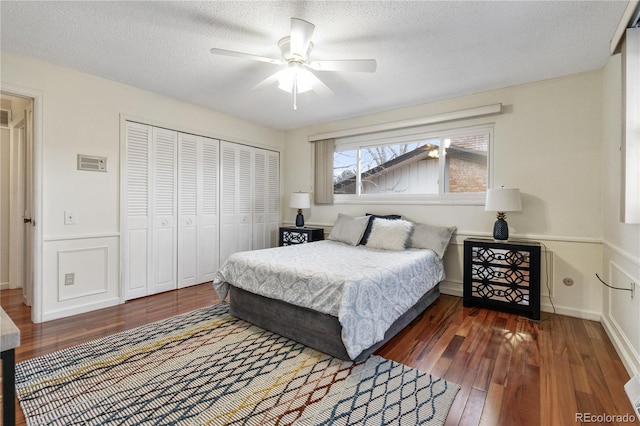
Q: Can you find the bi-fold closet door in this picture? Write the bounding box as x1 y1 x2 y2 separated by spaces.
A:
219 141 279 266
123 122 220 300
177 133 219 288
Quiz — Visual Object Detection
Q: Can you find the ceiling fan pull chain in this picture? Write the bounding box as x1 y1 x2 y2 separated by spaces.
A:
293 74 298 110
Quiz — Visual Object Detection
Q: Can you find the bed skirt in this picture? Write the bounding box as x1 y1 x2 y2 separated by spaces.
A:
229 284 441 362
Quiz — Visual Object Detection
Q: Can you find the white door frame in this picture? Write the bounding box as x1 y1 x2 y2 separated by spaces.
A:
1 83 44 323
8 117 25 295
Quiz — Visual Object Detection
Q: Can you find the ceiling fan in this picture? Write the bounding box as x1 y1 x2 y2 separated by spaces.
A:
210 17 377 109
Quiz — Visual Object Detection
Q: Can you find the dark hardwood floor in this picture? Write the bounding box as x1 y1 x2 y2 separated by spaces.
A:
1 284 637 425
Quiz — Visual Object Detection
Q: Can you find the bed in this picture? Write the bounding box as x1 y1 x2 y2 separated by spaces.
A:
213 215 455 362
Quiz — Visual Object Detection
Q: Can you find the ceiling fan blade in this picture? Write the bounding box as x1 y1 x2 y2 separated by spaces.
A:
304 71 334 97
308 59 377 73
250 72 282 91
290 18 315 58
210 48 283 65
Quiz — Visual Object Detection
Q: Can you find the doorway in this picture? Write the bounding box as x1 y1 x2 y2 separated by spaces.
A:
1 91 35 314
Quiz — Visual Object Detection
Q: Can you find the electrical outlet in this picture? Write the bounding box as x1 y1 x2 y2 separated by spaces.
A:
64 273 75 286
632 282 636 300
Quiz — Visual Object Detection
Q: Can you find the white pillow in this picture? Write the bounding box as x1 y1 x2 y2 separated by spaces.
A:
327 213 370 246
365 218 413 251
407 223 457 258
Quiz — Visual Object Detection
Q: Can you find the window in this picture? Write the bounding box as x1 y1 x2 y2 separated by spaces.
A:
333 125 492 203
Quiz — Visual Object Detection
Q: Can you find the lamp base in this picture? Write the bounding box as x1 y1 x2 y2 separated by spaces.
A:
295 210 305 228
493 218 509 241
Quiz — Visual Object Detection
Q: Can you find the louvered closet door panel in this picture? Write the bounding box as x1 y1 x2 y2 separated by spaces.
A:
237 146 253 253
219 142 238 265
152 127 178 294
252 149 267 250
177 133 198 288
125 122 151 300
198 136 219 283
266 151 280 248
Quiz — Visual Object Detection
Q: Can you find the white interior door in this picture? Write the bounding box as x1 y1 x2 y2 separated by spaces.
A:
220 142 253 265
251 149 280 250
220 142 238 265
151 127 177 294
124 122 151 300
266 151 280 248
252 149 266 250
5 102 35 306
22 107 33 304
178 134 219 287
178 133 198 288
7 122 25 293
237 146 253 252
1 88 42 323
197 137 219 282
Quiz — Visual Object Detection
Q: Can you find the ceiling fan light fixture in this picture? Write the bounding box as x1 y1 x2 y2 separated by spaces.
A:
275 63 315 110
210 17 375 110
276 63 313 94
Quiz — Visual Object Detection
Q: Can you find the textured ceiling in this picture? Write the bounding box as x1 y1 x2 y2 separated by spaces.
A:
0 1 628 130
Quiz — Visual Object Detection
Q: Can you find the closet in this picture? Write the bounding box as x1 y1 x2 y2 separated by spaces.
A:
219 141 279 266
123 122 279 300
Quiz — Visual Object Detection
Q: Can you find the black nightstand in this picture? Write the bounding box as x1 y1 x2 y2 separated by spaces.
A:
279 227 324 246
463 238 541 320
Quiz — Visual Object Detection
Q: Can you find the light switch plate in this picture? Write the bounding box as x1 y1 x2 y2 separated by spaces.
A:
64 210 77 225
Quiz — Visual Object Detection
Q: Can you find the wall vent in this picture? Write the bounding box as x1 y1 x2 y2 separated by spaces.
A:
77 154 107 172
0 109 11 128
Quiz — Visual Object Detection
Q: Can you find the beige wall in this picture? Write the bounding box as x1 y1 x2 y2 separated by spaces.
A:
1 52 285 320
601 53 640 376
283 70 605 319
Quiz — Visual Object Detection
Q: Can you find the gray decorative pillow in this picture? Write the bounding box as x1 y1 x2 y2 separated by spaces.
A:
327 213 370 246
408 223 457 258
365 218 414 251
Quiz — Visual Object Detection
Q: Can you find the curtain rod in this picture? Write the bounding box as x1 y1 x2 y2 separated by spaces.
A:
307 103 502 142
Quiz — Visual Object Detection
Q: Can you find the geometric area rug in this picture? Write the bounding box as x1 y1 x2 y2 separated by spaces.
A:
15 303 459 425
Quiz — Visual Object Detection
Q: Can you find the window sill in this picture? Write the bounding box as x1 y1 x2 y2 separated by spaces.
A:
333 193 486 206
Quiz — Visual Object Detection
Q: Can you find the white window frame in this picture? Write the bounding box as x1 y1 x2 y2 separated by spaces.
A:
333 123 494 205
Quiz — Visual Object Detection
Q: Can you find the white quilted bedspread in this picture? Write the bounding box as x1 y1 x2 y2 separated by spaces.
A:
213 240 444 359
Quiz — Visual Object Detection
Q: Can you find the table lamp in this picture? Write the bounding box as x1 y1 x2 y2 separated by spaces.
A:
289 192 311 227
485 187 522 241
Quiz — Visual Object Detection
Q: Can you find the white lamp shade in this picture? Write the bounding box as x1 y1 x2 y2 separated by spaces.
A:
485 188 522 212
289 192 311 209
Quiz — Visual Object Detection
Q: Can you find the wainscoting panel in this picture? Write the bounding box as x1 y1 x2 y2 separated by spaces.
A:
57 246 108 301
608 260 640 371
602 243 640 376
42 235 120 321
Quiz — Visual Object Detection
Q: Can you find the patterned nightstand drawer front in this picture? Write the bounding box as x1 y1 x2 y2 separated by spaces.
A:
282 231 309 245
464 238 541 320
279 227 324 246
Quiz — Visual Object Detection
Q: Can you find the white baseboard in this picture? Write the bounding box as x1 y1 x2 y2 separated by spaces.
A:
541 301 601 321
41 297 121 322
439 279 462 297
601 314 640 377
0 282 9 290
439 280 601 320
